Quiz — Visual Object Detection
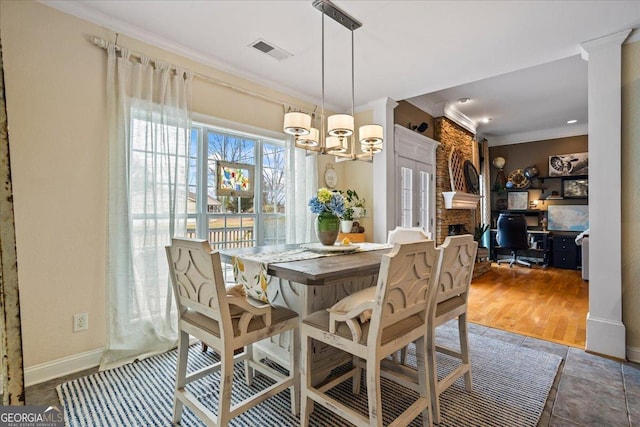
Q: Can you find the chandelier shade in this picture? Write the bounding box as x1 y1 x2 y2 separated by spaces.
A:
298 127 320 146
328 114 354 137
283 112 311 136
359 124 383 145
284 0 383 162
326 136 346 153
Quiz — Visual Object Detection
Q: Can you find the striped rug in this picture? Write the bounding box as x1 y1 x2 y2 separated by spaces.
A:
57 325 561 426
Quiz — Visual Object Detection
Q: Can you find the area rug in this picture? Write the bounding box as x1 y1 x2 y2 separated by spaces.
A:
57 325 561 426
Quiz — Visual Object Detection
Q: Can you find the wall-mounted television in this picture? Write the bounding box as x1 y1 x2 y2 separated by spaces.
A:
216 161 254 198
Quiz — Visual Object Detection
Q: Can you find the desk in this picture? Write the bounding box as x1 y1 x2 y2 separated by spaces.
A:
220 244 390 383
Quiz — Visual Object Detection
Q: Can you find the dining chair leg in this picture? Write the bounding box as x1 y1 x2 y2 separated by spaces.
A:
415 336 434 427
300 335 313 427
352 355 362 394
217 346 235 426
426 326 441 425
172 330 189 424
366 357 383 427
459 314 472 391
289 328 300 416
244 344 255 386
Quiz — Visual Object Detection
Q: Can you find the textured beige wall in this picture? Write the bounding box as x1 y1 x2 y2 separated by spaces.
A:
1 0 110 367
622 40 640 351
0 1 355 368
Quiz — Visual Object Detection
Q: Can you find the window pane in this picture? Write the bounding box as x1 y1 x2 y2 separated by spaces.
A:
262 142 286 214
207 215 255 249
419 171 430 232
263 214 285 246
400 166 413 227
192 123 285 249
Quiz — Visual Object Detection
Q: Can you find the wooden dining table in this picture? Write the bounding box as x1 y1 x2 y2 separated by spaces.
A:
220 243 391 383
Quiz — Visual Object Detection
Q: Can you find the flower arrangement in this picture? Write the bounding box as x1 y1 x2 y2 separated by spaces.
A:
308 188 345 218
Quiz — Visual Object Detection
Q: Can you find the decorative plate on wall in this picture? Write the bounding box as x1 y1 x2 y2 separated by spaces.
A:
463 160 480 194
507 169 529 189
324 167 337 189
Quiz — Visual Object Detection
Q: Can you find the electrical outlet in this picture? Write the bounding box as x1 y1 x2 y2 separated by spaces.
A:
73 313 88 332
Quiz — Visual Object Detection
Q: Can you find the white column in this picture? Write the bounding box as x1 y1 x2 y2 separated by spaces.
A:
580 29 631 359
371 98 399 243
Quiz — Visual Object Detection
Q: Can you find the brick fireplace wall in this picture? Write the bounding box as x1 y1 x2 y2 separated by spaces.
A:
434 117 476 245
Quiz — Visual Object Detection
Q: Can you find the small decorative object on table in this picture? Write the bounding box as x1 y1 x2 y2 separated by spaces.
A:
309 188 345 245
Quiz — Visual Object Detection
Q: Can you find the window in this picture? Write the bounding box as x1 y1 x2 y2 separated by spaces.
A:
187 122 287 249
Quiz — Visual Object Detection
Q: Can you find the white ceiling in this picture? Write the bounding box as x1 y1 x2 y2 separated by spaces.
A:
44 0 640 145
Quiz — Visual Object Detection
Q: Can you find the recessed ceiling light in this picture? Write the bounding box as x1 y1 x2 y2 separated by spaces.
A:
567 119 577 124
482 117 491 124
458 97 471 104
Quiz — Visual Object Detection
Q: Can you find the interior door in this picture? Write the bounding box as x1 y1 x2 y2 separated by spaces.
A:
396 156 434 237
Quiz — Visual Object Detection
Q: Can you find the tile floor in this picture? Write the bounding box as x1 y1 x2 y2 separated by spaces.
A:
25 323 639 426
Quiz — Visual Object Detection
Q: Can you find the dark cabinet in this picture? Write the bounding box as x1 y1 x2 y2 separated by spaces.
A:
551 233 580 270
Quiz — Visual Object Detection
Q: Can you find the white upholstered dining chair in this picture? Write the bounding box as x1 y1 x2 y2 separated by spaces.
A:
300 240 443 427
387 226 433 363
427 234 477 424
381 235 477 424
387 226 432 244
165 238 299 426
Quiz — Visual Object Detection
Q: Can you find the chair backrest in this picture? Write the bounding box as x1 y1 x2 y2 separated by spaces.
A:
435 235 478 304
368 240 442 341
496 213 529 250
165 238 233 328
387 226 432 244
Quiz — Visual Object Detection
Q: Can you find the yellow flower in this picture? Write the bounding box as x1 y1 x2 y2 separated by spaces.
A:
317 187 332 203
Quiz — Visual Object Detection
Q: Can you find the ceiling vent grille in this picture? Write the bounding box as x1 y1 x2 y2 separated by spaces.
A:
249 39 292 61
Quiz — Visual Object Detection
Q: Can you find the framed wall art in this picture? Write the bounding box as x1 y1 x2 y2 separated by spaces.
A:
548 152 588 177
507 191 529 210
562 177 588 199
216 161 255 198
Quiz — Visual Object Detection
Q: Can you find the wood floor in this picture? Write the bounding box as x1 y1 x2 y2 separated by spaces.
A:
468 263 588 348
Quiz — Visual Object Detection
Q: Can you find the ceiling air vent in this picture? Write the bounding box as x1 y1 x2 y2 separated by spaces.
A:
249 39 292 61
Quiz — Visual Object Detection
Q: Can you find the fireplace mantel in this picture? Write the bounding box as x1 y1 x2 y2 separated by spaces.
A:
442 191 482 209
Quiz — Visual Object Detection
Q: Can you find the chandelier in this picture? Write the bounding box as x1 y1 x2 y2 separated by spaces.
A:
283 0 383 161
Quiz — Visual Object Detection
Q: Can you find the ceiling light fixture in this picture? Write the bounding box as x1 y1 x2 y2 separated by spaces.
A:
283 0 383 161
567 119 577 124
458 97 471 104
481 117 491 124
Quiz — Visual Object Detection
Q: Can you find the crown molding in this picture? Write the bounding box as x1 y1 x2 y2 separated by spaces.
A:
443 104 477 135
483 123 588 147
580 29 633 60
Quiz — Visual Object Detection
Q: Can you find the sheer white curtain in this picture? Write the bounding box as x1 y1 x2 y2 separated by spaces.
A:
101 44 192 370
285 140 317 244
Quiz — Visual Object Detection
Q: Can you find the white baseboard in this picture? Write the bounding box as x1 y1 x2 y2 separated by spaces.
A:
626 346 640 363
586 314 626 359
25 348 104 387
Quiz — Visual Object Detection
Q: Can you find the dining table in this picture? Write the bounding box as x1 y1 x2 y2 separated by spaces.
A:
219 242 392 384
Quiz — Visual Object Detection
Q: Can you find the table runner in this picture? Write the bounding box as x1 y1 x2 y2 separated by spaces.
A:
232 243 392 302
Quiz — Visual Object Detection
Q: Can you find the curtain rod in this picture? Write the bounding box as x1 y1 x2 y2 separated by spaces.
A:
89 36 316 116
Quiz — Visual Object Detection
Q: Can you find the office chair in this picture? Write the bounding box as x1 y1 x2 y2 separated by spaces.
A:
496 213 531 268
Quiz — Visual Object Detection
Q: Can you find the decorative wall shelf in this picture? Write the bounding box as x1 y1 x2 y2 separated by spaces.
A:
442 191 483 209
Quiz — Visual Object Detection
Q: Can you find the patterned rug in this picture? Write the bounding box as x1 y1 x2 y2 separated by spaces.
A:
57 325 561 426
